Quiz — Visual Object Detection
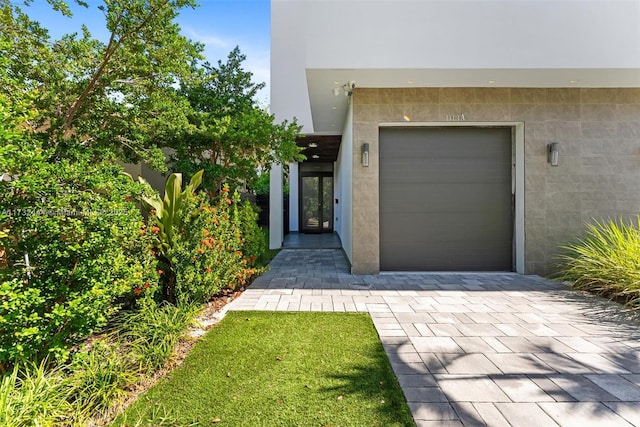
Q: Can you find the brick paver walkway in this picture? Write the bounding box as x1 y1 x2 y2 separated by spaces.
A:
227 249 640 426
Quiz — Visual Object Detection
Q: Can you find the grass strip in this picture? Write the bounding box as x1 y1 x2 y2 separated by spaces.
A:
114 311 414 426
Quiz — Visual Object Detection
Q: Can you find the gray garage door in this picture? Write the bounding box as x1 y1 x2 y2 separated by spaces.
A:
379 127 513 271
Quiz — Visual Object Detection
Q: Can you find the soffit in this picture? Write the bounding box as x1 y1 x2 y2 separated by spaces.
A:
296 134 341 162
306 67 640 134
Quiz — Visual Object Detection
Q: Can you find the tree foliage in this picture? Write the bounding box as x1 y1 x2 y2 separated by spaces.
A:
0 0 202 170
173 47 304 192
2 1 302 183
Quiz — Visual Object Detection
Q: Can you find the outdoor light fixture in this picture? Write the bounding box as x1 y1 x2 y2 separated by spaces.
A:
343 81 355 97
361 143 369 167
547 142 559 166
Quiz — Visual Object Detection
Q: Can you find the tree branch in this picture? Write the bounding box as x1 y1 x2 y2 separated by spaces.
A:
61 14 121 137
61 0 171 137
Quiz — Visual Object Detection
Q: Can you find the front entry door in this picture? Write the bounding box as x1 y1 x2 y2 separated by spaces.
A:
300 173 333 233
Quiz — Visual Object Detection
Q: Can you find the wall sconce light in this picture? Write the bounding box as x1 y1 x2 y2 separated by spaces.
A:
547 143 559 166
343 81 355 97
361 143 369 167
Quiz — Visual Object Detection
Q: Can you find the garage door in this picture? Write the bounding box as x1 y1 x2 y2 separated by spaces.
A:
379 127 513 271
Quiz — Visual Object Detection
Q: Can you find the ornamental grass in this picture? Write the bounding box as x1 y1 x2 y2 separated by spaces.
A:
558 217 640 308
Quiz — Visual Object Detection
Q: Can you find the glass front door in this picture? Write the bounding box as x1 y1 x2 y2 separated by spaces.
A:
300 173 333 233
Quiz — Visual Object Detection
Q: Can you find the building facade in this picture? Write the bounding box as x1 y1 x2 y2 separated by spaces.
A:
270 0 640 275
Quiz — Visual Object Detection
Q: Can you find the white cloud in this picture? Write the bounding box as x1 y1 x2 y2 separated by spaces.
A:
183 27 232 49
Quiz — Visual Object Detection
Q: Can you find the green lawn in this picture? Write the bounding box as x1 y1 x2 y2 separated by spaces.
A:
113 312 415 426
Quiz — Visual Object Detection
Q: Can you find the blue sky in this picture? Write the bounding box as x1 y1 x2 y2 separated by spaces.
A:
23 0 271 104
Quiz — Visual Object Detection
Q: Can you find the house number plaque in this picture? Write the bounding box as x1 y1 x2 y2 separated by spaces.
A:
446 113 466 122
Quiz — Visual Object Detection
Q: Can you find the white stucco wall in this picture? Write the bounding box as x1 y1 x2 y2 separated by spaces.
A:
269 163 283 249
302 0 640 69
271 0 313 129
334 101 354 264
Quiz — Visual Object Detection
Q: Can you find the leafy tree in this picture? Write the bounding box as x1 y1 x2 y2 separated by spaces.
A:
172 47 304 192
0 0 202 170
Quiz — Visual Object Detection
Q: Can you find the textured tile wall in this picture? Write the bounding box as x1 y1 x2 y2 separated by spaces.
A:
351 88 640 275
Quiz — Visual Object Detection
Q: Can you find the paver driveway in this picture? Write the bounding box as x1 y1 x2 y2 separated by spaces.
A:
227 249 640 426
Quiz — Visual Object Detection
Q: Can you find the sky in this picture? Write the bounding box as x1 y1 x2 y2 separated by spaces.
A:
23 0 271 104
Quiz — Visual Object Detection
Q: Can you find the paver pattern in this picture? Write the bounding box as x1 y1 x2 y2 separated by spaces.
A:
227 249 640 426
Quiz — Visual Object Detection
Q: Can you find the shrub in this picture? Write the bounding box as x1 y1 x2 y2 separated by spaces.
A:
251 172 270 196
66 339 139 419
250 171 290 196
169 188 263 305
117 303 198 372
0 138 158 366
557 217 640 307
237 200 266 266
137 170 203 304
0 303 200 427
0 361 73 427
136 170 267 305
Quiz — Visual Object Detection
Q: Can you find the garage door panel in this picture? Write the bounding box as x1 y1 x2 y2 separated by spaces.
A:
381 241 512 271
382 159 511 184
382 149 510 161
381 184 512 213
379 127 513 271
381 211 512 241
384 138 510 160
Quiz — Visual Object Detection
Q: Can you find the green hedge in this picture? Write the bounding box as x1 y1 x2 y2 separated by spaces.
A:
0 138 158 367
169 189 264 305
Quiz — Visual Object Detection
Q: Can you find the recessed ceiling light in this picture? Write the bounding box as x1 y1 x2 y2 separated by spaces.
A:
331 106 337 110
407 79 415 84
308 142 318 148
569 80 578 84
312 155 320 159
488 80 496 84
331 124 336 127
333 80 340 85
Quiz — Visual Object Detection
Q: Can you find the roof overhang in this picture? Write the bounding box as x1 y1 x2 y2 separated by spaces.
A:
306 67 640 134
